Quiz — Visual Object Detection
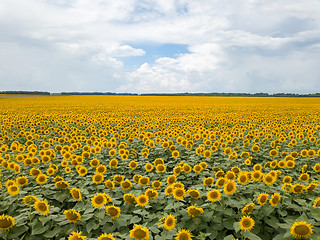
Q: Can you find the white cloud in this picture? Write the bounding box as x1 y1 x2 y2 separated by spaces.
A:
0 0 320 92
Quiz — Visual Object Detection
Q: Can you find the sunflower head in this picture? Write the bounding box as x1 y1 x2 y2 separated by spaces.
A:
64 209 81 223
70 188 82 201
136 195 149 207
239 216 255 232
7 184 20 195
175 229 192 240
207 189 221 202
68 231 87 240
187 189 201 200
34 200 50 215
223 180 237 195
313 197 320 207
290 221 313 239
55 180 70 189
163 214 177 230
105 205 121 220
123 193 136 204
187 206 204 217
257 193 269 205
97 233 116 240
23 195 38 206
0 214 15 231
269 193 281 207
91 193 107 208
129 225 150 240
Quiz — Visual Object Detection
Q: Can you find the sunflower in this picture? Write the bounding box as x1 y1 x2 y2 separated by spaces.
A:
187 189 201 200
91 193 107 208
129 161 138 170
223 180 237 195
106 205 121 220
314 163 320 173
175 229 192 240
269 193 281 207
113 174 124 183
70 188 82 201
241 203 255 215
136 195 149 207
165 186 174 195
34 200 50 215
182 164 192 173
68 231 87 240
97 233 116 240
291 184 305 194
306 182 317 192
156 164 166 173
313 197 320 207
55 180 70 189
263 174 275 186
193 164 202 173
64 209 81 223
283 175 292 184
0 214 15 231
187 206 203 217
173 166 182 175
163 214 176 230
138 176 150 186
145 163 153 172
145 188 158 199
16 176 28 186
237 173 249 185
105 179 115 190
152 180 162 189
120 179 132 191
207 189 221 202
78 166 88 176
172 188 186 201
90 158 100 167
172 150 179 158
290 221 313 239
166 175 177 185
203 177 214 187
154 158 164 165
7 184 20 195
92 173 104 184
257 193 269 205
124 193 136 204
23 195 38 206
129 225 150 240
133 174 141 183
286 160 295 169
215 170 225 178
269 149 278 157
298 173 309 182
239 216 255 231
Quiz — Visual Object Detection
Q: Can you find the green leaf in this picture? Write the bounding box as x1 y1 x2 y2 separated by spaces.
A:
7 225 28 239
310 208 320 221
130 216 141 224
43 226 62 238
233 222 241 232
224 235 236 240
242 231 262 240
86 219 96 233
32 221 49 235
149 226 160 234
94 209 105 219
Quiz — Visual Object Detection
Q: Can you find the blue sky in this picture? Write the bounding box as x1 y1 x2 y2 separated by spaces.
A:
0 0 320 93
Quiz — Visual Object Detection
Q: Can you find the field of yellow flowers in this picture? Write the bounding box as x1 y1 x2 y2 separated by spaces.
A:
0 95 320 240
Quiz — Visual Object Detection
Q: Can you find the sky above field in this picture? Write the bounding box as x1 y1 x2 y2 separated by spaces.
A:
1 0 320 93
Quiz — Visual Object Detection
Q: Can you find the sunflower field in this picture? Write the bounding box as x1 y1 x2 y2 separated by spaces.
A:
0 95 320 240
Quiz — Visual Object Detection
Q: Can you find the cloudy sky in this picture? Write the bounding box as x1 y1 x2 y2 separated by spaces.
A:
1 0 320 93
